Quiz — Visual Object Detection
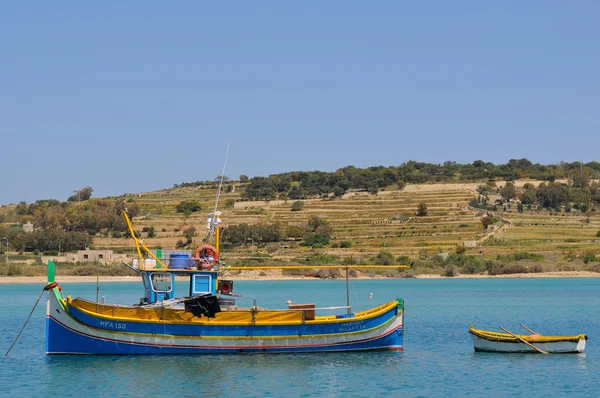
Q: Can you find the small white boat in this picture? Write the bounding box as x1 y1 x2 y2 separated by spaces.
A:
469 325 587 354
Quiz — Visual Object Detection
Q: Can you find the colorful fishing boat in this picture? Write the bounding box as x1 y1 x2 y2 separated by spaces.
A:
45 211 405 355
469 325 587 354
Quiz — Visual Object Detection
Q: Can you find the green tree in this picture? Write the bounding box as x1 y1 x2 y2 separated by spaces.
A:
145 226 156 238
417 203 428 217
499 182 516 200
308 216 328 232
183 226 196 244
175 201 202 214
284 226 304 240
374 251 395 265
68 186 93 202
291 201 304 211
481 215 495 229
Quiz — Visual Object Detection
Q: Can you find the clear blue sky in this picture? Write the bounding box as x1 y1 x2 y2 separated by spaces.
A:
1 2 599 204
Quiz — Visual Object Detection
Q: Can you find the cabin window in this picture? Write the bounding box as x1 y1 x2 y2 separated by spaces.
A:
83 254 88 259
99 254 104 259
150 273 172 292
192 274 212 295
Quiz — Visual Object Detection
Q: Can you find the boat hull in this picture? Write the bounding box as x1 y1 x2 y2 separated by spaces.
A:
470 328 586 354
46 289 403 355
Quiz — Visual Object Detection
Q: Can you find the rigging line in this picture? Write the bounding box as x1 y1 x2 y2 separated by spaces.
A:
205 141 230 243
5 288 45 356
213 141 231 216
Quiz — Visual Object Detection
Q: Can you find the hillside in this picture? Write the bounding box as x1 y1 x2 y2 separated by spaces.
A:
96 181 600 266
2 173 600 278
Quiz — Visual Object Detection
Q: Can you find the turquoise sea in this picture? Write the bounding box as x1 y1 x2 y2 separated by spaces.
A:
1 278 598 397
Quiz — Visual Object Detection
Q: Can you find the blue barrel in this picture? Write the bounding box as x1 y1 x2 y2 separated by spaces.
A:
170 253 191 269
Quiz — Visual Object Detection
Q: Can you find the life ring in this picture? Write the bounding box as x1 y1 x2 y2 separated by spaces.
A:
44 282 59 290
193 244 219 269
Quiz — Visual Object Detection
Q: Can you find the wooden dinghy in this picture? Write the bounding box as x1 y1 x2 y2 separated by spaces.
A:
469 325 587 354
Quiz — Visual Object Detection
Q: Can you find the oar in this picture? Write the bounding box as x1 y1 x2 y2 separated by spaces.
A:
519 323 540 336
499 326 548 354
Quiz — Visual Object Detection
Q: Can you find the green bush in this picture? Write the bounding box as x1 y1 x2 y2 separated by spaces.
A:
175 201 202 214
340 241 352 248
374 251 395 265
396 255 411 265
7 264 23 276
487 263 527 275
497 251 544 262
302 235 330 247
291 201 304 211
444 264 457 277
596 231 600 238
583 252 597 264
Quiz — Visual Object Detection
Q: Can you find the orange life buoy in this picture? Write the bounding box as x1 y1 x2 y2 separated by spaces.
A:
193 244 219 269
44 282 59 290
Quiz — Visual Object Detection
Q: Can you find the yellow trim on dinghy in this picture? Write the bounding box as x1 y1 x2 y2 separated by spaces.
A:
469 325 586 343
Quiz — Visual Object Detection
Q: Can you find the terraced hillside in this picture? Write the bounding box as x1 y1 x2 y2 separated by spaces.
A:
4 181 599 267
94 184 488 262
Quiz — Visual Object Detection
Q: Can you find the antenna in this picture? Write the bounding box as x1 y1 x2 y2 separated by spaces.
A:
205 141 230 242
214 141 231 215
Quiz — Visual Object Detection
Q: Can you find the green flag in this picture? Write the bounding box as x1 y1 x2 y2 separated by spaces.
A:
48 260 55 283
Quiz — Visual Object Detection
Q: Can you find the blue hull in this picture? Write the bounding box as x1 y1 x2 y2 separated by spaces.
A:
46 316 403 355
46 286 404 355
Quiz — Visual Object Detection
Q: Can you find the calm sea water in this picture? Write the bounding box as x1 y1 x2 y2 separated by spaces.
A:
1 278 598 397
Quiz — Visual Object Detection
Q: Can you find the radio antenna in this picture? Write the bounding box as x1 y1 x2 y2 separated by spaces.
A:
214 141 231 215
205 141 230 242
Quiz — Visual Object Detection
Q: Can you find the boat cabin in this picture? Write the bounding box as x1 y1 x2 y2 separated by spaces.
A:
140 269 219 304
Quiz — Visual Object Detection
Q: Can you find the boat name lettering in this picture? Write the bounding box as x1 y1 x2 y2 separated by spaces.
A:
338 320 364 332
99 320 127 330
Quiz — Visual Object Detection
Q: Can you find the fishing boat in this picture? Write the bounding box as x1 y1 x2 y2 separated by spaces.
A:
469 325 587 354
44 210 405 355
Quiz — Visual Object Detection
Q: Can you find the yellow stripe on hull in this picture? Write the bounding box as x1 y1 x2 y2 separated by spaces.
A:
67 297 399 327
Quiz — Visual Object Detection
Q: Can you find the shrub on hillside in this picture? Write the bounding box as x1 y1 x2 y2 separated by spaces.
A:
175 201 202 214
340 241 352 248
444 264 457 277
374 251 395 265
7 264 23 276
583 252 597 264
589 263 600 273
291 201 304 211
396 255 411 265
302 235 330 247
487 263 527 275
497 251 544 262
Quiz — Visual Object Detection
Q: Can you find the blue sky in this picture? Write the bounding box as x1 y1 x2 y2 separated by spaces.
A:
1 2 599 204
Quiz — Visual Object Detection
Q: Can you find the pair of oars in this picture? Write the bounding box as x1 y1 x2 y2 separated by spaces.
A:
499 324 548 354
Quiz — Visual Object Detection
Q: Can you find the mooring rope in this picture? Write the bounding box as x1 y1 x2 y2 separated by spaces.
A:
5 283 55 357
